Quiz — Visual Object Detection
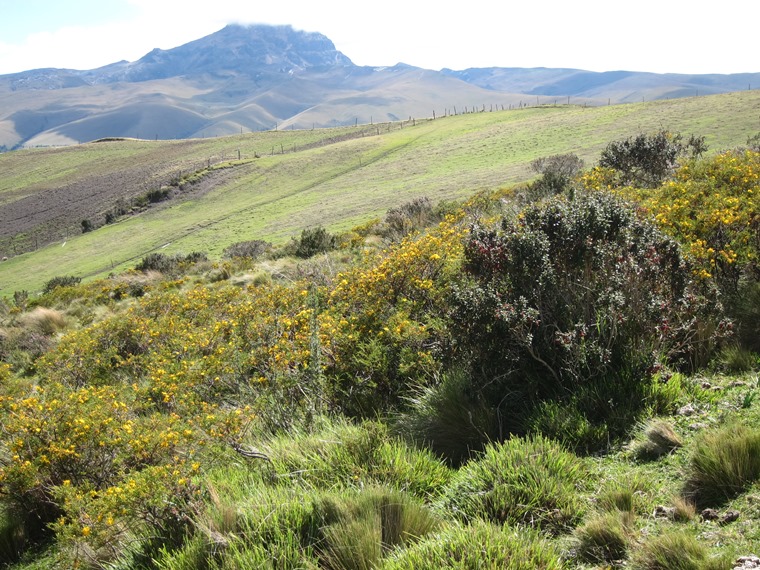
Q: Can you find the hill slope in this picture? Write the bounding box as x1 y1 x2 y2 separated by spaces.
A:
1 90 758 295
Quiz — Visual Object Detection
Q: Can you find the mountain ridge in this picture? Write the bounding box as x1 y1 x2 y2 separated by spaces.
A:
1 23 758 150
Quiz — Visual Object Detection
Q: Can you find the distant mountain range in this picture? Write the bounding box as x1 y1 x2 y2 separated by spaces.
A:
1 24 758 150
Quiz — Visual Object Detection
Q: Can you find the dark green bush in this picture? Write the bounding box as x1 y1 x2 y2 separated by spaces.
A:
451 191 725 450
135 252 208 275
42 275 82 294
528 153 584 197
599 131 706 187
289 226 337 259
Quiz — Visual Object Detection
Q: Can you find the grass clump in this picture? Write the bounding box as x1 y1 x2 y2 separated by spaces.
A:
683 422 760 507
631 530 732 570
317 487 441 570
394 369 498 466
382 520 563 570
441 434 586 533
574 510 635 564
633 419 684 461
18 307 67 336
259 420 452 498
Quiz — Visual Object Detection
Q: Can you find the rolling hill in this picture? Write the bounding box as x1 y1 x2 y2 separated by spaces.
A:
1 23 759 150
1 89 759 295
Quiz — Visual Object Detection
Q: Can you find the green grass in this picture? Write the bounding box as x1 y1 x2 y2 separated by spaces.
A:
440 434 588 533
683 422 760 507
2 91 760 295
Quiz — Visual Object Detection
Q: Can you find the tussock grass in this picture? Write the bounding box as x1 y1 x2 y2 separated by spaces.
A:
260 420 451 498
382 520 563 570
683 422 760 507
441 434 587 533
574 510 635 564
631 530 732 570
633 419 683 461
718 345 758 374
317 487 441 570
18 307 67 335
394 369 498 466
0 508 26 565
598 485 637 514
671 496 697 522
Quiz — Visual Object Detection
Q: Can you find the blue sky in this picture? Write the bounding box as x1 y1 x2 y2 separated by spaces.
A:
0 0 756 76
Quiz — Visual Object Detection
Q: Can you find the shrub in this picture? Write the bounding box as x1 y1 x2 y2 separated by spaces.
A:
603 149 760 299
135 252 208 275
291 226 337 258
529 153 584 196
451 191 725 450
683 422 760 507
383 196 436 241
598 131 705 188
222 239 272 260
441 434 586 533
42 275 81 294
383 520 563 570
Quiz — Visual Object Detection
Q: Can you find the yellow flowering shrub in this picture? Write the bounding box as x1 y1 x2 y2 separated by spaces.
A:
583 149 760 291
327 220 466 413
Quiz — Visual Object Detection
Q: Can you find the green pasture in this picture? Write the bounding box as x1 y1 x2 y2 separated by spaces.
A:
1 91 759 295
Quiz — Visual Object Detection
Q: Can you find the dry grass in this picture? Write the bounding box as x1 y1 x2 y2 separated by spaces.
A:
19 307 67 335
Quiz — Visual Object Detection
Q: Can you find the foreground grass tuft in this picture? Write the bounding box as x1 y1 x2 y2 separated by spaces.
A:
683 422 760 507
574 510 635 564
631 530 733 570
382 520 563 570
441 434 587 533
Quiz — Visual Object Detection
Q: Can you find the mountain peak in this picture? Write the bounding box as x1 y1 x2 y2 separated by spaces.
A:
119 23 354 81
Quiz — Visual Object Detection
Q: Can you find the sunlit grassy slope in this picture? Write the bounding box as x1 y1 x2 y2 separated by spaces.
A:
1 90 758 295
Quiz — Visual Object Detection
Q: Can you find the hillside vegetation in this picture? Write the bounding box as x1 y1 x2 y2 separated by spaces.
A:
1 96 760 569
1 90 759 296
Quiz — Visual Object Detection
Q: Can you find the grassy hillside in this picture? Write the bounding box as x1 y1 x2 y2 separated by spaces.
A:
2 90 759 295
1 114 759 568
